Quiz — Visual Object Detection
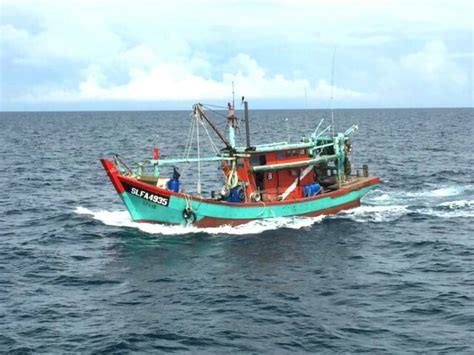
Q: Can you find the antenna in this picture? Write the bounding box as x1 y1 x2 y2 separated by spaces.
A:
330 47 336 137
232 81 235 109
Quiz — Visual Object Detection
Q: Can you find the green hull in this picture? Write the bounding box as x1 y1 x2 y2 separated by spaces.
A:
116 175 378 227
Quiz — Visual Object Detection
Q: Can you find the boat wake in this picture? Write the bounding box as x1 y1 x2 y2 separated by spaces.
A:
74 206 324 235
368 184 474 202
340 184 474 223
75 184 473 234
336 204 410 223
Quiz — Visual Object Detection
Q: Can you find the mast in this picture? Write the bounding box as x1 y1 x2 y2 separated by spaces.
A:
243 99 251 148
196 116 202 195
228 81 237 148
232 81 235 110
227 101 236 148
330 47 336 137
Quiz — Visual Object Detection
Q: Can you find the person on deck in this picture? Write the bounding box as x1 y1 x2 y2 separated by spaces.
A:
227 102 236 128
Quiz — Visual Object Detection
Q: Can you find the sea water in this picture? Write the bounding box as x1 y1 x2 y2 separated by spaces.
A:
1 108 473 352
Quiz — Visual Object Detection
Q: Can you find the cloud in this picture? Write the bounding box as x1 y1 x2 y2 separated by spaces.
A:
400 40 467 86
1 0 473 109
369 39 471 106
18 53 369 103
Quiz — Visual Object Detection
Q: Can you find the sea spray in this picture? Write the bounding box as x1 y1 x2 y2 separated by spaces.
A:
75 206 325 235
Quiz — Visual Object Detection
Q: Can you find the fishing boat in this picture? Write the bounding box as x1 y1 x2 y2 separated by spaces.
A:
101 100 380 227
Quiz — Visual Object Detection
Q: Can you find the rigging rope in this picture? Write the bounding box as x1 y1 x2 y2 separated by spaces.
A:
184 117 196 160
182 115 195 158
201 103 228 110
181 105 238 197
201 105 229 120
202 122 220 154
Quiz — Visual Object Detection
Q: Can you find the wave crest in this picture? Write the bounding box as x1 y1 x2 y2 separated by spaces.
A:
336 205 409 223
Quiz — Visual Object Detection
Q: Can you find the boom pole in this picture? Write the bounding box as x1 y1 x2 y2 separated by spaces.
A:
192 104 232 150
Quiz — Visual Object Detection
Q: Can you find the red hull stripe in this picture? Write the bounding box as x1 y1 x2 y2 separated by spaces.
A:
135 199 361 228
100 159 125 194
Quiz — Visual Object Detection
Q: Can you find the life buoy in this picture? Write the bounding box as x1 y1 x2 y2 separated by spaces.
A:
182 208 197 224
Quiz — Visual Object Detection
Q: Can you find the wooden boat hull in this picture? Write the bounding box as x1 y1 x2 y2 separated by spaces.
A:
101 159 380 227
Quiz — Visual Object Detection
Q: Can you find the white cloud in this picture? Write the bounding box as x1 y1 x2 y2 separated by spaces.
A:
400 40 467 86
0 24 33 62
1 0 472 108
18 53 369 102
370 39 471 106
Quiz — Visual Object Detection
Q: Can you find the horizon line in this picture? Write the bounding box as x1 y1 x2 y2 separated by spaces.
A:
1 105 472 113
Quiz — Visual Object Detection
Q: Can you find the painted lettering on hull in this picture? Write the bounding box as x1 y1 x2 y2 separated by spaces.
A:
122 181 169 207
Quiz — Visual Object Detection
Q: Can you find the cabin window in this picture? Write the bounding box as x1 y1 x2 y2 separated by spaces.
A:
236 158 244 167
250 155 266 166
277 151 284 159
268 172 273 180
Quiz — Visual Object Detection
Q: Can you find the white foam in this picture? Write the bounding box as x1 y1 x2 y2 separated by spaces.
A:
417 208 474 219
335 204 409 223
365 185 473 205
74 206 324 235
438 199 474 209
421 186 469 197
363 184 474 220
368 193 392 202
418 199 474 218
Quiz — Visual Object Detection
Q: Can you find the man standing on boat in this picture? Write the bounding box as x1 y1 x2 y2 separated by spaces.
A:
227 102 237 128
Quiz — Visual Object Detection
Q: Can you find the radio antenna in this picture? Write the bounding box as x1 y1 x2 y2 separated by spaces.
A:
232 81 235 109
330 47 336 137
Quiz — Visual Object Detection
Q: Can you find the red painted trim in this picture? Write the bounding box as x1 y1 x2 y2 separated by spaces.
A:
119 172 379 208
100 159 125 194
135 199 361 227
194 199 361 227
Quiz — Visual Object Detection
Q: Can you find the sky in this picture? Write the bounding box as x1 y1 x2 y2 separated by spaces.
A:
1 0 473 111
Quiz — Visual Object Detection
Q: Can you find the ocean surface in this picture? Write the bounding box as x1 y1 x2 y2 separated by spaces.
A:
1 107 473 353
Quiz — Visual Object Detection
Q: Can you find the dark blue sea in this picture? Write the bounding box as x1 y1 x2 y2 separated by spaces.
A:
1 108 473 353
